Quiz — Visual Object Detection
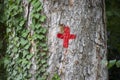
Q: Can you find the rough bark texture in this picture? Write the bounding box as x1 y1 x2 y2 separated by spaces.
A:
41 0 108 80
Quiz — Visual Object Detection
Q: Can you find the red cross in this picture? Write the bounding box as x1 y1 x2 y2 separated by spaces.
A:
57 26 76 48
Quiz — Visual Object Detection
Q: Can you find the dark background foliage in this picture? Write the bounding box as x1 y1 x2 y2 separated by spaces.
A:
0 0 7 79
106 0 120 80
0 0 120 79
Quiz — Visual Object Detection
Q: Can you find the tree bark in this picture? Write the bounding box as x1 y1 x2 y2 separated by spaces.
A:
22 1 37 80
41 0 108 80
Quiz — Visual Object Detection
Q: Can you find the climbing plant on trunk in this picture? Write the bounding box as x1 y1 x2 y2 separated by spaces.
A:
4 0 48 80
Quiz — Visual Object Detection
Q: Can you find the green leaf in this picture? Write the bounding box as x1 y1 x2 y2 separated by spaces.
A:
4 57 10 66
116 60 120 68
40 15 46 22
41 28 47 34
41 60 46 64
19 20 25 26
14 54 19 59
43 47 48 51
101 60 108 66
27 62 32 69
20 38 28 46
23 50 29 58
37 77 44 80
36 30 41 34
35 24 41 29
13 70 17 76
40 43 47 47
36 5 42 12
41 52 46 57
26 54 33 60
21 59 29 65
22 31 29 38
39 35 45 40
40 68 46 72
32 13 41 19
31 0 37 5
28 0 32 2
43 64 48 68
24 43 31 49
30 23 35 30
12 47 18 53
107 60 116 69
33 1 41 9
33 34 45 40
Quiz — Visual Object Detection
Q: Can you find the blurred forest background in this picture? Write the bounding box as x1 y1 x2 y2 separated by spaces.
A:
0 0 120 80
106 0 120 80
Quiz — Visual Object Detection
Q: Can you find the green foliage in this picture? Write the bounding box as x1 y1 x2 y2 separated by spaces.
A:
102 60 120 69
1 0 48 80
107 60 116 69
105 1 120 79
0 0 7 79
116 60 120 68
106 0 120 54
52 73 61 80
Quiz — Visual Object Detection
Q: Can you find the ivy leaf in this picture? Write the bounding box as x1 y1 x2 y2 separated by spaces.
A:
33 1 41 9
23 50 29 58
12 47 18 53
116 60 120 68
40 15 46 22
31 0 37 5
43 64 48 68
27 62 32 69
43 47 48 51
20 38 28 46
40 43 47 47
22 31 29 38
107 60 116 69
33 34 45 40
41 28 47 34
4 57 10 67
35 24 41 29
36 30 41 34
36 5 42 12
40 67 46 72
24 43 31 49
21 59 29 65
41 60 46 64
30 23 35 30
41 52 46 57
19 20 25 26
26 54 33 60
34 13 40 19
14 54 19 59
39 35 45 40
37 77 44 80
13 70 17 76
101 60 108 66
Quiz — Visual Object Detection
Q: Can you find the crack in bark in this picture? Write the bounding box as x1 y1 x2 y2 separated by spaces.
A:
26 2 30 27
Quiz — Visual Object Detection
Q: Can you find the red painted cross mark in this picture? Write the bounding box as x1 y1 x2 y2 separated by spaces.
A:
57 26 76 48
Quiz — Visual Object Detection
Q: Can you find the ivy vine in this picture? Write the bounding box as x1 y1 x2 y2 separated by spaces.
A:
3 0 48 80
52 73 61 80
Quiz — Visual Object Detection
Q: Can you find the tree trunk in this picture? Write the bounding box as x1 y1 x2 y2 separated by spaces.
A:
41 0 108 80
